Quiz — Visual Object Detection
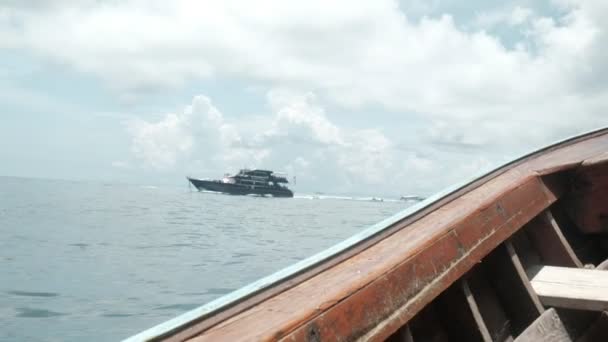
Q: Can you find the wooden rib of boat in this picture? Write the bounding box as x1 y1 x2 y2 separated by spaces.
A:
126 128 608 342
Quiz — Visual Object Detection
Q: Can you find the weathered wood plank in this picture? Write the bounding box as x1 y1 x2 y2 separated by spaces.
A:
531 266 608 311
467 267 514 342
526 211 582 268
462 280 493 342
192 177 558 341
192 175 552 340
510 229 543 278
483 242 543 335
504 241 545 314
434 279 492 342
514 308 572 342
581 151 608 167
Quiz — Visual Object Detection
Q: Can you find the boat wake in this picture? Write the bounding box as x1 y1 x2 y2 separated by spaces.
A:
294 194 419 203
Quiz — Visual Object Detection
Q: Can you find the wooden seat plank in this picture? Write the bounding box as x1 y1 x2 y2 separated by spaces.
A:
531 266 608 311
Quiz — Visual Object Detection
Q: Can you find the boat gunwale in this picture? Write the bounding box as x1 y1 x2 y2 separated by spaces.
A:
124 127 608 342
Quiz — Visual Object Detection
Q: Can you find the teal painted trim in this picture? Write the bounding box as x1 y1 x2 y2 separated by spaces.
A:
123 127 607 342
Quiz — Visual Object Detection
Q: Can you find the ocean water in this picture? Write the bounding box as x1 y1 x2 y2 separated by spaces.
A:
0 177 411 341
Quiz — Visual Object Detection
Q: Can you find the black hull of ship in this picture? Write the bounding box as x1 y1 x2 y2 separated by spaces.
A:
188 178 294 198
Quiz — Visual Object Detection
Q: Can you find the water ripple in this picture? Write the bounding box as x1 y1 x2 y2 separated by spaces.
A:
101 313 135 318
204 288 233 295
15 307 66 318
7 291 59 298
154 303 200 311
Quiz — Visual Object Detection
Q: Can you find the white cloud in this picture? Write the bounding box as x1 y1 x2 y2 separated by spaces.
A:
510 6 533 25
3 2 608 131
473 6 533 29
262 90 396 185
126 90 528 195
265 90 344 146
127 91 409 193
127 95 241 169
3 0 608 192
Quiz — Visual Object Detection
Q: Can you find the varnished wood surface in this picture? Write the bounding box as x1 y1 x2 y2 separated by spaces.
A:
177 130 608 341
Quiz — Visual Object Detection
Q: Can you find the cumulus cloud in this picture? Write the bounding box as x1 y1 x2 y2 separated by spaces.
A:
473 6 533 29
265 90 344 146
3 0 608 193
127 91 408 193
261 90 395 184
3 1 607 141
126 90 519 194
127 95 247 170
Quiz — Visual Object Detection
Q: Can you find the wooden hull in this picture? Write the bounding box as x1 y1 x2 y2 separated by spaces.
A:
128 129 608 342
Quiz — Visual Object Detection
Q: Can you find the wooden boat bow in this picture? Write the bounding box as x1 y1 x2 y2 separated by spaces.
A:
126 128 608 342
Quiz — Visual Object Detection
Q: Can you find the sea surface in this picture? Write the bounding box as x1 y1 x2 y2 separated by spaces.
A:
0 176 413 342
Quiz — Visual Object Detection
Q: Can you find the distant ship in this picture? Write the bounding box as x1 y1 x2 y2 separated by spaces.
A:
187 169 294 198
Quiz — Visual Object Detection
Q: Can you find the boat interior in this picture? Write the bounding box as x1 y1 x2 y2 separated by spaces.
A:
383 146 608 342
129 130 608 342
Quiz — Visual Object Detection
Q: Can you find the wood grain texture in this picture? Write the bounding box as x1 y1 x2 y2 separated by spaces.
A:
467 267 514 342
177 131 608 341
581 151 608 167
286 177 551 342
462 280 493 342
509 228 543 279
531 266 608 311
433 279 492 342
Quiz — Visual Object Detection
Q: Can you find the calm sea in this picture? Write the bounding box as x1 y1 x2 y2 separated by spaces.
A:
0 176 411 341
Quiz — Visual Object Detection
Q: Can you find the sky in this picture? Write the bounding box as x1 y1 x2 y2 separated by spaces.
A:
1 0 608 196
